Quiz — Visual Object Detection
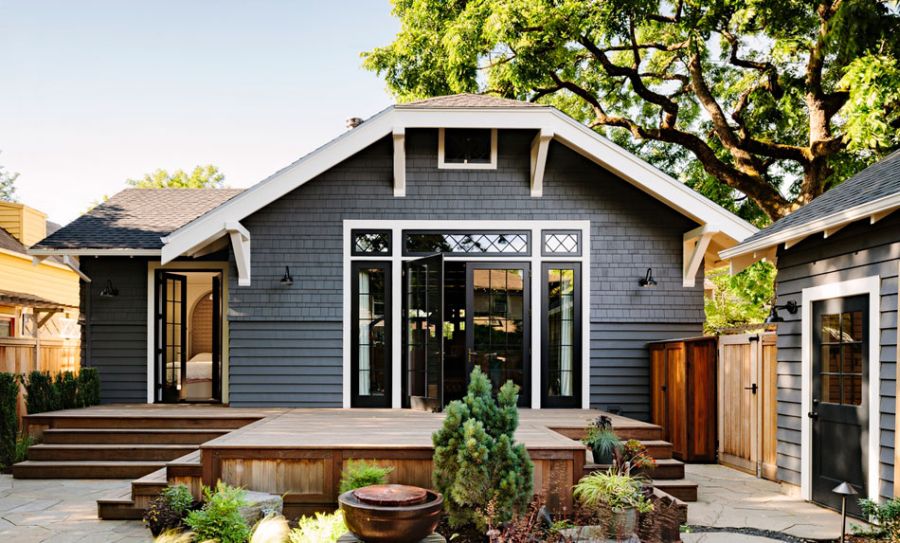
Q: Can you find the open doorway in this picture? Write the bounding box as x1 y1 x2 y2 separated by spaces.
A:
155 270 223 403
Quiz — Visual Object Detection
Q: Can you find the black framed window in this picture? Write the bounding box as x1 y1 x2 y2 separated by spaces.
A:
404 231 530 256
542 230 581 256
352 230 392 256
442 128 492 164
542 263 581 408
351 261 392 407
818 308 865 405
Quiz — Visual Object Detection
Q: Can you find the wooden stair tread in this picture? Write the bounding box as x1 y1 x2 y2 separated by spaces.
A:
43 428 232 434
15 460 166 467
29 443 197 450
135 467 168 484
651 478 697 486
169 450 202 464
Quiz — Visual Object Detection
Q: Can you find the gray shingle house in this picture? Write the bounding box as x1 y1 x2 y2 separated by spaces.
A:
721 151 900 513
31 94 755 420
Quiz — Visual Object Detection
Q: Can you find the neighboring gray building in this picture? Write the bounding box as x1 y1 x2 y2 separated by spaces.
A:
31 94 754 421
721 151 900 514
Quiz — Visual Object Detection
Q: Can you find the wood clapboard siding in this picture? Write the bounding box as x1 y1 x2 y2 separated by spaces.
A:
80 257 150 403
774 212 899 499
0 252 79 307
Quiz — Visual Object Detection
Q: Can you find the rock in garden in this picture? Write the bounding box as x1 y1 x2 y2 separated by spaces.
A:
238 491 283 524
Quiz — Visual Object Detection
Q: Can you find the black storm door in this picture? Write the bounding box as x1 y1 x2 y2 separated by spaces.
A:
466 262 530 407
403 254 444 410
542 263 581 408
157 272 187 404
811 294 869 516
351 261 392 407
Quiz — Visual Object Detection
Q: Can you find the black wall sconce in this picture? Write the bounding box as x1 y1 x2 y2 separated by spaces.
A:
98 279 118 298
638 268 657 288
280 266 293 286
764 300 799 323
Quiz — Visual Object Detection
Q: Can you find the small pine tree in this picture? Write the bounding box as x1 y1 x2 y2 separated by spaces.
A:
432 367 534 530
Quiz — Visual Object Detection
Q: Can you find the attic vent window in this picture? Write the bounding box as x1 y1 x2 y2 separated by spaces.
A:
438 128 497 169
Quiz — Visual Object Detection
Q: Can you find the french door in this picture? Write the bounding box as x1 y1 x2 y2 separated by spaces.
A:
404 254 444 410
157 273 187 403
542 263 581 408
811 294 868 516
351 262 392 407
465 262 530 407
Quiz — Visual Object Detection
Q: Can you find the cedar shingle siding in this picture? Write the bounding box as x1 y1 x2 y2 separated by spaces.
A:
774 211 900 499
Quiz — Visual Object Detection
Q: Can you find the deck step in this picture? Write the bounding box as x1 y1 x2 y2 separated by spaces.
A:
42 428 230 445
28 414 260 430
640 440 673 459
651 479 698 502
551 425 663 442
97 486 143 520
583 458 685 480
27 443 197 461
12 460 165 479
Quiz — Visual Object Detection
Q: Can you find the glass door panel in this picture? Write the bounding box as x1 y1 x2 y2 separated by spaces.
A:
542 263 581 408
158 272 186 403
352 262 391 407
404 254 444 410
466 263 529 407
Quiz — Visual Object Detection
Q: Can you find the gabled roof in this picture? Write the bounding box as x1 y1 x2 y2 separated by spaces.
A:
31 189 243 254
0 227 25 254
720 150 900 261
158 94 756 271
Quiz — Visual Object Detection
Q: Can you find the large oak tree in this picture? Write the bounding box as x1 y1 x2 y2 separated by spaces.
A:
364 0 900 224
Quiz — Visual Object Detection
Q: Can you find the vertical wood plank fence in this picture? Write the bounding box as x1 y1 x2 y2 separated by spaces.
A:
0 338 80 421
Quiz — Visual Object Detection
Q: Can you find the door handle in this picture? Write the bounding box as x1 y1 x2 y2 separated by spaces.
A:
808 411 819 420
745 383 758 394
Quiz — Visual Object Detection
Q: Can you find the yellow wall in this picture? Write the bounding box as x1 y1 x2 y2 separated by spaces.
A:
0 251 79 307
0 201 48 247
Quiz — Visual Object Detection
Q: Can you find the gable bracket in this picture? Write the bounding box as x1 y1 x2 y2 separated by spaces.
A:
393 127 406 197
227 221 251 287
530 129 553 197
683 227 715 287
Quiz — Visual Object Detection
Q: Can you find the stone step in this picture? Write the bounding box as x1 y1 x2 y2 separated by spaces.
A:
651 479 698 502
12 460 165 479
41 428 229 445
27 443 196 462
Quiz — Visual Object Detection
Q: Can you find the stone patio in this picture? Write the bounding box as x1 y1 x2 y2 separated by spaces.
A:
0 475 149 542
686 463 866 541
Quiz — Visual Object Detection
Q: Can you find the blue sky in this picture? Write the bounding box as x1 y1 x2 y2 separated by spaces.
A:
0 1 399 224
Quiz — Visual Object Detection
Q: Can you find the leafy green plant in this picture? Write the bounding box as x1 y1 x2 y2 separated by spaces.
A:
432 366 534 530
24 371 55 414
856 497 900 541
615 439 656 475
0 372 18 469
289 511 346 543
143 484 197 537
56 371 78 410
583 416 622 465
14 433 34 464
574 470 654 514
339 459 394 493
184 482 249 543
78 368 101 407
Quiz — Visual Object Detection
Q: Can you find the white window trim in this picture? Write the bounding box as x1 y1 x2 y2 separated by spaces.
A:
437 128 498 170
800 275 881 503
343 219 591 410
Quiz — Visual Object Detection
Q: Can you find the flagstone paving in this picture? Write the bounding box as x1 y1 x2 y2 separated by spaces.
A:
0 475 149 542
687 463 867 541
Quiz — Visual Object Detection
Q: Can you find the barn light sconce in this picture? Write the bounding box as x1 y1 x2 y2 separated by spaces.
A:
764 300 799 323
638 268 657 288
98 279 118 298
280 266 293 286
832 481 858 542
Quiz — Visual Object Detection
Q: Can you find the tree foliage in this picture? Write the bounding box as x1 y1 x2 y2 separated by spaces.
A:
704 261 776 332
432 367 533 530
0 153 19 202
364 0 900 223
126 164 225 189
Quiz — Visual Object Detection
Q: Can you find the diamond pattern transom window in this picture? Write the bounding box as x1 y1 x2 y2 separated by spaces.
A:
405 232 530 255
353 231 391 254
543 232 580 255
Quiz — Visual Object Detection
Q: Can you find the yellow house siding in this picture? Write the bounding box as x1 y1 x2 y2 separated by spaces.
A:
0 202 48 247
0 204 22 242
0 251 79 307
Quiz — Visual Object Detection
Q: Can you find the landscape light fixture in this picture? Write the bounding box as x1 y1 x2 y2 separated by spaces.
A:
280 266 294 286
638 268 657 288
832 481 858 542
764 300 799 323
98 279 118 298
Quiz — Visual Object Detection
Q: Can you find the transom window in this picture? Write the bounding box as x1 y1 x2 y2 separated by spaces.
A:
352 230 392 255
542 230 581 256
819 310 864 405
404 231 530 256
438 128 497 169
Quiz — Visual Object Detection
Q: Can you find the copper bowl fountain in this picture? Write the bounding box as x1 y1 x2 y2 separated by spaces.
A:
338 484 443 543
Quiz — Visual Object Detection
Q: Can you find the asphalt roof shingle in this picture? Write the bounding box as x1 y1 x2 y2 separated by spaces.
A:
33 189 244 250
738 149 900 247
397 93 545 109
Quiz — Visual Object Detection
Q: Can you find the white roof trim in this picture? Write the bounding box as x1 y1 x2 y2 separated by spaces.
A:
720 192 900 260
160 105 757 262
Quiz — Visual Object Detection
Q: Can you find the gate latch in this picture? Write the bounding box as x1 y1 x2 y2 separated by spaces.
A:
744 383 758 395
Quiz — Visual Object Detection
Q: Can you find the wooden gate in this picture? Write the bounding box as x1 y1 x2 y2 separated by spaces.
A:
717 332 777 479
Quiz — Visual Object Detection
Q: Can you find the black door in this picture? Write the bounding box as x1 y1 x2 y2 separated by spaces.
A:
542 263 581 408
466 262 530 407
156 272 187 403
211 274 222 402
811 294 869 515
351 261 392 407
403 254 444 410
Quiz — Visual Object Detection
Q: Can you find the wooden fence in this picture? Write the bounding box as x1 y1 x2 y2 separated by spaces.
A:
0 337 80 421
717 332 778 480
